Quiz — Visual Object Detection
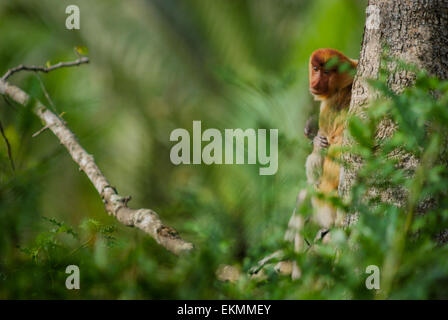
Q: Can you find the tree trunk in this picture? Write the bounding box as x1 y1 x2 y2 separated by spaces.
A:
339 0 448 216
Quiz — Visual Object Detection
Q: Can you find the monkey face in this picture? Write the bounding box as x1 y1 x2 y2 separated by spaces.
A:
309 64 331 97
309 48 356 100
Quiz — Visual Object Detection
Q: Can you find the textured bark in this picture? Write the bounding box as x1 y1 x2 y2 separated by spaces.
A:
339 0 448 217
0 79 193 255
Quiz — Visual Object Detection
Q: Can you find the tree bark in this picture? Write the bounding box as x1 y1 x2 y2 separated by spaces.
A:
339 0 448 216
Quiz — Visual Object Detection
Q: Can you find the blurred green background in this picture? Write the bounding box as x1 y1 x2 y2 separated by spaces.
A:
0 0 366 298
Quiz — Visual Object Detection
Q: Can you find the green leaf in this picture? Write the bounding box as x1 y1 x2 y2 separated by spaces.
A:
75 45 89 56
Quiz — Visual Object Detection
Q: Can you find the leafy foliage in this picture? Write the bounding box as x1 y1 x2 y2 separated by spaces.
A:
270 59 448 299
4 0 447 300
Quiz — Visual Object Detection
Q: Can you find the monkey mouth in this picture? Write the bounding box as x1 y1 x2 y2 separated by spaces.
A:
310 88 324 95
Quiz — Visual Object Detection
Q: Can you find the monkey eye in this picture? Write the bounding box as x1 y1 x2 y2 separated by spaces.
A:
324 69 330 74
313 66 318 71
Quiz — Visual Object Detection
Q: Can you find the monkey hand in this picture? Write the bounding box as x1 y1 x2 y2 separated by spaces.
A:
313 134 329 150
304 116 318 140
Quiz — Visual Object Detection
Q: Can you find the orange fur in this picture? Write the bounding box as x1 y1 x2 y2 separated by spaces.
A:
308 48 357 228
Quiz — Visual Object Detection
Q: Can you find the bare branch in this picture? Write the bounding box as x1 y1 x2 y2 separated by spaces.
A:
1 56 89 81
0 61 193 255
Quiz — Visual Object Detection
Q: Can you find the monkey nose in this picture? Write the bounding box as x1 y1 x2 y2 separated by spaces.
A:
310 87 321 94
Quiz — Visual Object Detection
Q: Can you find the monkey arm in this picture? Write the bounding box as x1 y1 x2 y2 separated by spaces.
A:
304 115 319 140
305 133 329 186
305 151 323 186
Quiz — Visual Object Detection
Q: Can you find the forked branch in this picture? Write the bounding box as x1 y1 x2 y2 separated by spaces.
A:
0 58 193 255
1 56 89 81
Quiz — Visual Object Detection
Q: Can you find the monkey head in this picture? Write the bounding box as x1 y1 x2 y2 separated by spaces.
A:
309 48 358 100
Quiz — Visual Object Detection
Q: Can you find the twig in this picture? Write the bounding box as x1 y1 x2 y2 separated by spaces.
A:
3 96 15 109
32 112 65 138
32 125 50 138
69 236 94 256
36 74 57 113
0 116 15 172
0 59 193 255
1 56 89 81
248 250 284 275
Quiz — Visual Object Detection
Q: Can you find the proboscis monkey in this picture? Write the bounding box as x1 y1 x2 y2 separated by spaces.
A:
306 48 358 228
281 49 357 278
